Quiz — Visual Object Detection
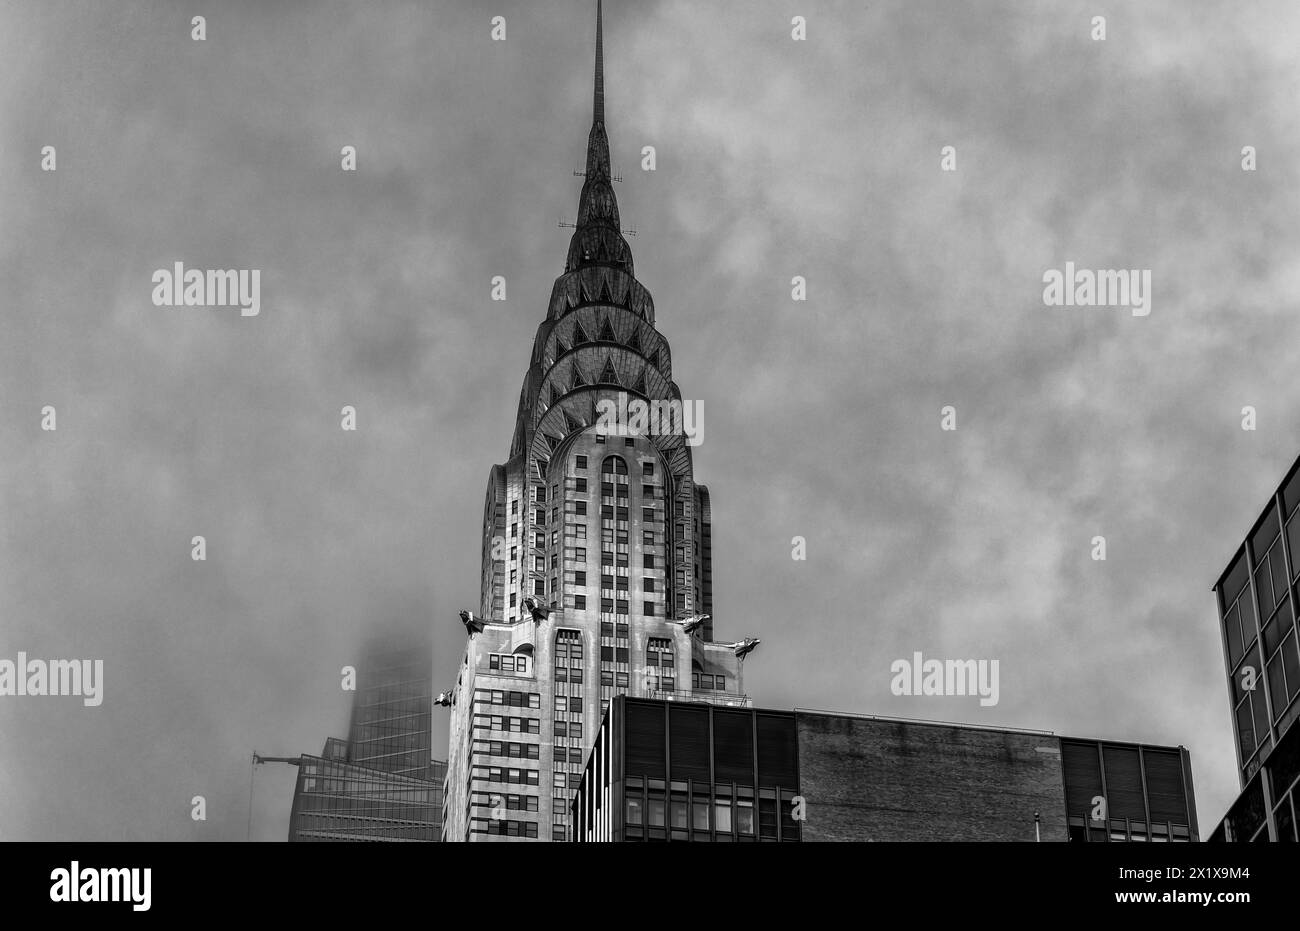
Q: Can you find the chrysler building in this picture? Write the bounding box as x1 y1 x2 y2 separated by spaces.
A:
442 2 755 842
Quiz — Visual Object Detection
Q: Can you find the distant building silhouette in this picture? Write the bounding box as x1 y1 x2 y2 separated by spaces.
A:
270 630 445 841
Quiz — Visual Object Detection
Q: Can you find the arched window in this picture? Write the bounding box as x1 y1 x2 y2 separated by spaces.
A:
601 455 628 475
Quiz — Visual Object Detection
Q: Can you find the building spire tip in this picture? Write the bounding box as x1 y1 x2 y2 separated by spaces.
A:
594 0 604 124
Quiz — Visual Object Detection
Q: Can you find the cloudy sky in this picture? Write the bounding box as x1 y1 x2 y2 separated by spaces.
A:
3 0 1298 839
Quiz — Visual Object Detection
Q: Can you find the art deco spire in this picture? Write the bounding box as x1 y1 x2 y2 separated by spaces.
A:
566 0 632 274
594 0 604 125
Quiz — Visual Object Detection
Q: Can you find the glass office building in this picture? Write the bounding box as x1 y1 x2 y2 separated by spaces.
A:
282 630 445 841
1211 451 1300 841
287 746 445 842
347 642 435 780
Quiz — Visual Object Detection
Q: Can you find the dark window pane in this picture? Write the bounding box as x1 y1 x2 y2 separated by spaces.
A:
1256 558 1275 614
1226 602 1244 666
1269 652 1289 721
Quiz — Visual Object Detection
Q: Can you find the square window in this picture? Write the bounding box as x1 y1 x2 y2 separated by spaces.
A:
643 508 655 522
596 434 605 444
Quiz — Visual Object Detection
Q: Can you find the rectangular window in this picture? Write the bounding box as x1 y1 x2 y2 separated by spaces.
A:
643 462 654 476
643 508 655 522
509 593 516 607
644 578 655 592
577 455 587 469
643 554 655 569
596 434 605 444
648 799 666 827
511 500 518 515
574 594 586 610
535 556 545 572
715 801 732 833
693 801 710 831
576 477 587 492
616 672 629 687
575 525 587 540
574 547 586 560
534 580 545 596
644 601 656 617
576 501 587 515
643 484 655 497
643 531 654 545
616 601 629 615
624 437 635 447
575 571 587 586
626 796 643 825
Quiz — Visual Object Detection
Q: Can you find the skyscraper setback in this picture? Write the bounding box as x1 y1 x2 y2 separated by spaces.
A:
442 2 750 842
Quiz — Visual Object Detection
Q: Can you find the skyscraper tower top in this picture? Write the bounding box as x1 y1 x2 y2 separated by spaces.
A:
445 1 742 843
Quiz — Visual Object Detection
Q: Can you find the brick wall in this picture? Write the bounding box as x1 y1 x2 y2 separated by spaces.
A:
795 713 1068 841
